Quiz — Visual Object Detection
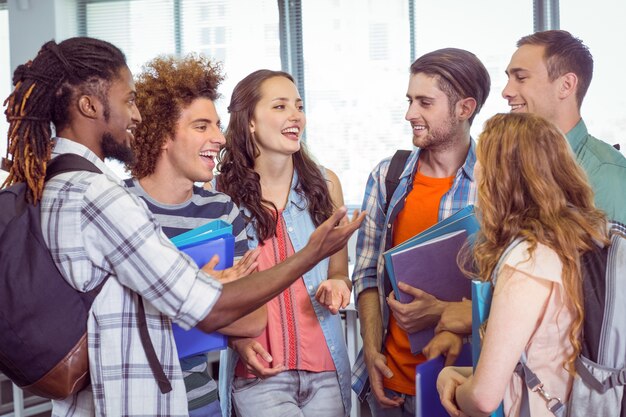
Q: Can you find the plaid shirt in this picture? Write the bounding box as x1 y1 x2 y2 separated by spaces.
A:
351 142 477 399
42 139 222 416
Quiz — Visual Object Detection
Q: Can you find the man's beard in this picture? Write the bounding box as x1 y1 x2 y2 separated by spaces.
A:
412 116 458 152
101 132 135 164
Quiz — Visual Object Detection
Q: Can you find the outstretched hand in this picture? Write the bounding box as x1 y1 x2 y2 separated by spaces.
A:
315 279 351 314
305 208 365 264
201 248 260 284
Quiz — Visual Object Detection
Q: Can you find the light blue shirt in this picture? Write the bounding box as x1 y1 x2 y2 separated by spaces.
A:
218 168 352 417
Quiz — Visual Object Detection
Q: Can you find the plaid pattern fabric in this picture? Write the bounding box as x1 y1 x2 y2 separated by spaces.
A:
42 139 222 417
351 142 477 399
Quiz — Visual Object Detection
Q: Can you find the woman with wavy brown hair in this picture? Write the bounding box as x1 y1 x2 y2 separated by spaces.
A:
216 70 352 417
437 113 608 417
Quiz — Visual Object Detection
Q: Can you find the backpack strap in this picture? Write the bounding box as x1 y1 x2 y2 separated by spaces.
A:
45 153 101 180
384 150 411 212
491 237 525 284
515 354 565 417
45 153 172 393
137 297 173 393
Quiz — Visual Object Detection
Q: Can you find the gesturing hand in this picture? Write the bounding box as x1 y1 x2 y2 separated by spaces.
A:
201 248 260 284
305 208 365 264
315 279 351 315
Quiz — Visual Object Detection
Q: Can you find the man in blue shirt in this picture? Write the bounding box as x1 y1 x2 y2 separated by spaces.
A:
352 48 490 417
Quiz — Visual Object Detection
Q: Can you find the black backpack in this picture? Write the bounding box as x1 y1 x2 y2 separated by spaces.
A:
0 153 171 399
384 150 411 212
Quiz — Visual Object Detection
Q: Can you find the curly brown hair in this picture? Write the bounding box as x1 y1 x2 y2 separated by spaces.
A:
473 113 608 374
129 54 223 178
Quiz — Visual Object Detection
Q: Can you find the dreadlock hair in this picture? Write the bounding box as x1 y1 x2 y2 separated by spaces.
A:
3 37 127 203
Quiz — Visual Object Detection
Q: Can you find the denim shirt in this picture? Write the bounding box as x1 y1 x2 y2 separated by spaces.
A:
218 168 352 417
351 141 477 399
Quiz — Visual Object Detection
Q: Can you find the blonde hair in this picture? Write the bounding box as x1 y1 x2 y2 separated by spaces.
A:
474 113 607 373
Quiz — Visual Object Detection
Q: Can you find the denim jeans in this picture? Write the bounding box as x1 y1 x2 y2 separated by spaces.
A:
232 370 343 417
365 387 416 417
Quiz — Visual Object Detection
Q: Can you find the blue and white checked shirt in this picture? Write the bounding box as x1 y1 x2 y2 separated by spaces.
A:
41 138 223 416
351 142 477 399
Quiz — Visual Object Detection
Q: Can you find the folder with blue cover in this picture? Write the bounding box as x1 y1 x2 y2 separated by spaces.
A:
471 279 505 417
383 205 479 295
171 219 235 358
382 206 479 353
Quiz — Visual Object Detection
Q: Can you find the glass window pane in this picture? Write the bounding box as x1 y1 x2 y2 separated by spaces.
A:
180 0 280 118
561 1 626 155
302 0 532 206
302 0 412 206
412 0 532 142
84 0 177 74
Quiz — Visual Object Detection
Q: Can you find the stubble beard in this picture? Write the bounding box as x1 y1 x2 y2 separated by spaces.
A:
412 117 459 152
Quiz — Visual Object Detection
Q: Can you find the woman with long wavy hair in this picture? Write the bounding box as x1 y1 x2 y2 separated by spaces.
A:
216 70 352 417
436 113 608 417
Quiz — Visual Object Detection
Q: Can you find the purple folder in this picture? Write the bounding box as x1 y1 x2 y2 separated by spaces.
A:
390 229 471 354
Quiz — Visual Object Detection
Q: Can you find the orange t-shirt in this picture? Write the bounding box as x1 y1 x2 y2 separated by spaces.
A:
383 170 454 395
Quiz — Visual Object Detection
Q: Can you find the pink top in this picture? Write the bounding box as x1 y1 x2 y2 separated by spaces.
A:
501 242 575 417
235 211 335 378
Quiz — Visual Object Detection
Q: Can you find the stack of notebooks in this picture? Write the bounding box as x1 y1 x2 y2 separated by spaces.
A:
384 205 479 355
170 219 235 358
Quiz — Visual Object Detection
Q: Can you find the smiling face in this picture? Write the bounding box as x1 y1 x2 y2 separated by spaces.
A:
161 97 225 183
405 73 459 150
249 76 305 157
100 65 142 163
502 44 562 123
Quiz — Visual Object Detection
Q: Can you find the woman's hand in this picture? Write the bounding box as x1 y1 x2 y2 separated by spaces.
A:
230 337 286 379
315 278 351 314
437 367 470 417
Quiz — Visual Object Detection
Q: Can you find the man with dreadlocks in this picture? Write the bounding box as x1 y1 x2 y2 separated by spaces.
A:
3 37 363 416
124 54 266 417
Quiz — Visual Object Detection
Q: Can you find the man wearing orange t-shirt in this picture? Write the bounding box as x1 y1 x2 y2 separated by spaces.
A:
351 48 491 416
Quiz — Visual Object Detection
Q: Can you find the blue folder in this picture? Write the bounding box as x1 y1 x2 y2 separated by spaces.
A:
383 205 479 304
415 343 472 417
170 219 232 248
471 279 505 417
170 228 235 358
